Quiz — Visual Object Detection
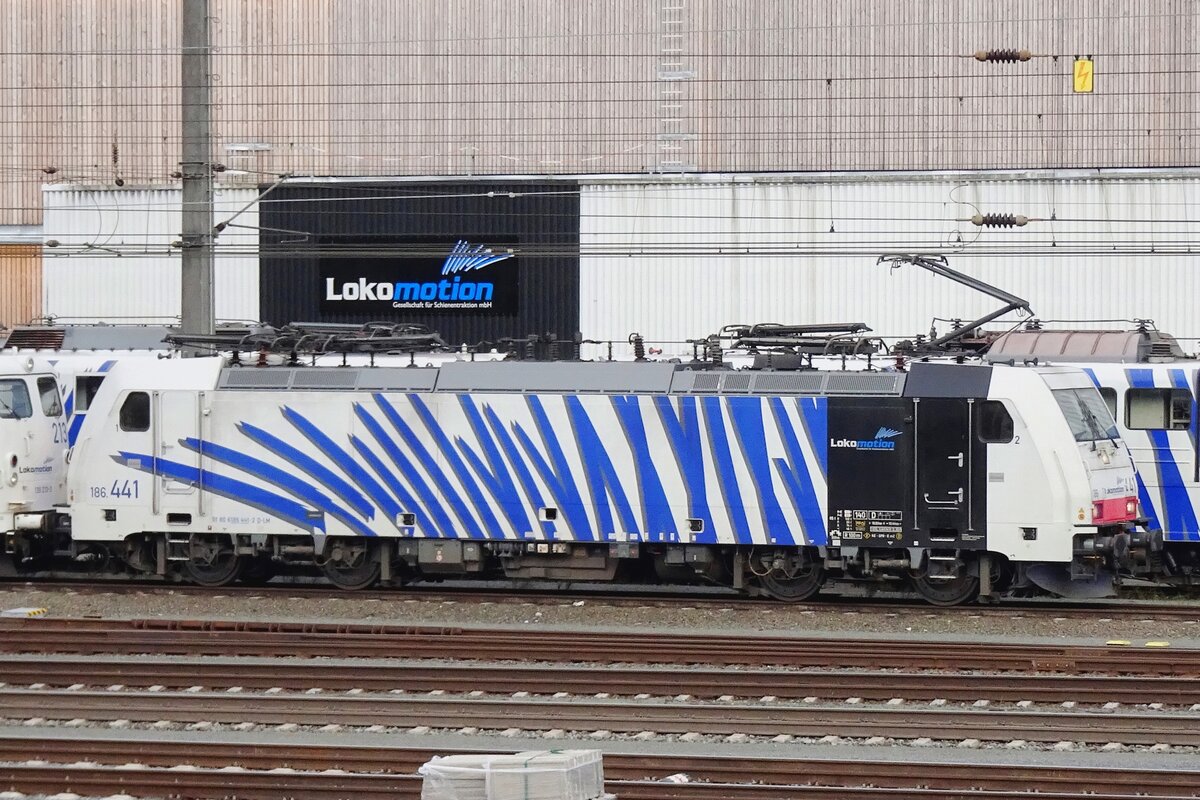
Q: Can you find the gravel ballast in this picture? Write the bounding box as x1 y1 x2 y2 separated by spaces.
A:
0 585 1198 645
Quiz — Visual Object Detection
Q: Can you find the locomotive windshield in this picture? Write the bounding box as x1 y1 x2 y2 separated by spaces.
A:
0 379 33 420
1053 387 1119 443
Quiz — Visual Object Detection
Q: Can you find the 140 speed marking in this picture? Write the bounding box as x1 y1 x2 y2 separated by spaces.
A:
89 479 140 499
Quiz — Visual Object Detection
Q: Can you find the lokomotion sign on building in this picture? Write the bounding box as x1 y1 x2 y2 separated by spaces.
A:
321 238 518 315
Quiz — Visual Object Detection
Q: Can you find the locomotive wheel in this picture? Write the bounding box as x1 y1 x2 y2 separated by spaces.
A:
757 554 824 602
183 535 244 587
321 538 381 590
911 559 980 606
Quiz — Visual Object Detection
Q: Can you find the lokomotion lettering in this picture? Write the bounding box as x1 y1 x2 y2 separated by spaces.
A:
829 437 896 450
319 238 517 315
325 276 494 307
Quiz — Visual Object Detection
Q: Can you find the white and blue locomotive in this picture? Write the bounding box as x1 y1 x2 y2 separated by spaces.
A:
987 324 1200 582
58 354 1145 604
0 352 126 567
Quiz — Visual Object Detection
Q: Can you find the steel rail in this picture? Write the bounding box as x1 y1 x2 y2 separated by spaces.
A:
0 738 1196 797
2 766 1195 800
3 688 1199 745
7 654 1200 704
613 786 1200 799
1 618 1197 673
6 577 1200 620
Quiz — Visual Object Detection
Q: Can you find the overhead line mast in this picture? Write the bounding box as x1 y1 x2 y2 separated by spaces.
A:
180 0 215 348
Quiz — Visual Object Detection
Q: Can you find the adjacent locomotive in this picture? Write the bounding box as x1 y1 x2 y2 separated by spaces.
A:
60 351 1146 604
986 324 1199 582
0 356 70 548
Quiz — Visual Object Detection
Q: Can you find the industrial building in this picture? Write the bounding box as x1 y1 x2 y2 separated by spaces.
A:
2 1 1197 346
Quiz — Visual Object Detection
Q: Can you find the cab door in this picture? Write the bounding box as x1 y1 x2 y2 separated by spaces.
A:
154 391 204 520
913 397 982 546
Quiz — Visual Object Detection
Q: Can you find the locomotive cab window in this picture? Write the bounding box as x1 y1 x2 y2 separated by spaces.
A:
119 392 150 432
976 400 1014 443
1053 388 1120 442
1125 388 1192 430
75 375 106 412
1099 387 1118 421
37 377 62 417
0 379 33 420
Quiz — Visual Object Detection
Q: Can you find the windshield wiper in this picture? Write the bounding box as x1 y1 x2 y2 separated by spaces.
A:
1072 395 1103 446
1078 394 1118 447
1093 410 1119 446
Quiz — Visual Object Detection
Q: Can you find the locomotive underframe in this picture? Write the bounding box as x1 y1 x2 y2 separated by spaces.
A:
2 524 1152 606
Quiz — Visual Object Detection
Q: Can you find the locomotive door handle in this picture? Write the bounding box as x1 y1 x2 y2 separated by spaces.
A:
923 488 964 506
947 452 964 467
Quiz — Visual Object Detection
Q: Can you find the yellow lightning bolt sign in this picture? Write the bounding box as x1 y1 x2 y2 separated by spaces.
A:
1074 58 1094 93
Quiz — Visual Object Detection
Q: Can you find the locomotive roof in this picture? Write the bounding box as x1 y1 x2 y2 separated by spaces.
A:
213 360 999 398
985 327 1186 363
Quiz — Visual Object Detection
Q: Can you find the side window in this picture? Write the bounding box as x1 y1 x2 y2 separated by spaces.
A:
75 376 106 413
1125 388 1192 430
977 400 1014 443
1099 387 1118 421
1171 391 1193 429
37 377 62 417
0 379 33 420
119 392 150 432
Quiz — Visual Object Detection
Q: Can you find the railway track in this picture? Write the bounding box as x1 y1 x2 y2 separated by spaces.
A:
3 764 1195 800
9 653 1200 704
2 617 1198 672
0 767 1195 796
0 736 1196 798
3 687 1199 746
2 617 1198 798
6 575 1200 620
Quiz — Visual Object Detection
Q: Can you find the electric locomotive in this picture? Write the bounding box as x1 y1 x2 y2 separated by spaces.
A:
0 356 70 560
61 344 1147 604
987 322 1200 583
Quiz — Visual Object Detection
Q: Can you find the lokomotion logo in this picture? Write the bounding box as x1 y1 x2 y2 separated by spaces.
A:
830 426 903 451
324 240 515 310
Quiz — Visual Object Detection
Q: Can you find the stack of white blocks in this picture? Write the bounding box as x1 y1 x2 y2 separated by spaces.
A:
419 749 609 800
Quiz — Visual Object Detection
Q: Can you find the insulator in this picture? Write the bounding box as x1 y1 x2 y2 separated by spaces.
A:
706 335 723 366
970 213 1029 228
974 49 1032 63
629 333 646 361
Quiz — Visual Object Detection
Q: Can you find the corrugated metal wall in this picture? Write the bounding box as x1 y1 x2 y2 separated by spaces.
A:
41 186 260 323
258 181 579 344
579 174 1200 356
0 245 42 328
3 0 1197 224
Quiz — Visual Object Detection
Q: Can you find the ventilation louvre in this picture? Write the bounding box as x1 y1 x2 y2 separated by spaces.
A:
3 327 65 349
824 373 904 395
751 372 828 394
217 369 293 389
721 373 753 393
291 369 360 389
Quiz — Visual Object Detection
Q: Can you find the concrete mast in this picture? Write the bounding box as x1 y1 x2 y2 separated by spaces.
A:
180 0 214 341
